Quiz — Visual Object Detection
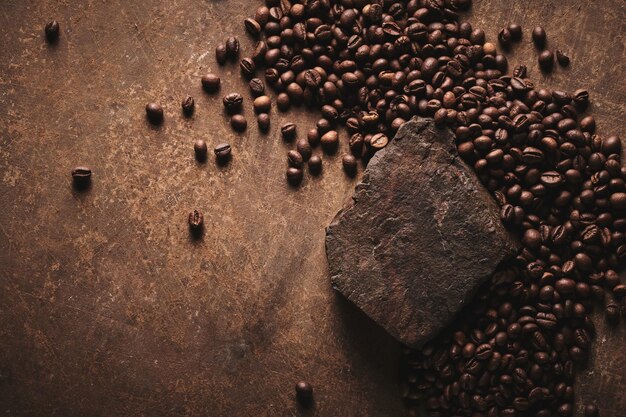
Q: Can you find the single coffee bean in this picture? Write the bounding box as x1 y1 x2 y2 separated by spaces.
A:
145 102 163 124
181 95 195 116
370 133 389 150
508 23 522 41
253 96 271 113
307 128 320 147
201 74 221 93
214 143 232 160
215 43 228 65
257 113 270 132
584 404 599 417
45 20 60 42
320 130 339 153
194 139 207 160
276 93 290 111
244 18 262 38
287 150 304 168
223 93 243 113
240 58 256 78
342 154 357 176
532 26 547 48
610 192 626 210
188 210 204 233
538 50 554 72
281 123 297 141
556 50 570 67
286 167 303 186
249 78 265 96
225 36 240 61
574 89 589 109
602 135 621 155
498 28 512 49
231 114 247 132
296 139 312 161
308 155 322 175
483 42 496 56
295 381 313 406
71 166 92 188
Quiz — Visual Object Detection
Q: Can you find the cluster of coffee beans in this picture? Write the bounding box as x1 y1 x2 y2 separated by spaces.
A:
231 0 624 415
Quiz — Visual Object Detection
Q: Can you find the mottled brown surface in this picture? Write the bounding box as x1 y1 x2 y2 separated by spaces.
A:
326 118 519 348
0 1 624 416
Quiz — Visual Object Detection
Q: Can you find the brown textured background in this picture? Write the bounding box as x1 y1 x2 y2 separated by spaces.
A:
0 1 624 416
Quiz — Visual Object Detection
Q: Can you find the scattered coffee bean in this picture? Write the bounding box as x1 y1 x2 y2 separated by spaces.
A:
145 102 163 124
370 133 389 150
223 93 243 113
281 123 296 141
253 96 271 113
538 50 554 72
295 381 313 406
225 36 240 61
249 78 265 96
482 42 496 56
307 128 320 148
507 23 522 41
556 50 571 67
532 26 547 48
244 18 261 38
308 155 322 175
215 43 228 65
71 166 92 189
194 139 207 160
276 93 290 111
498 28 512 49
257 113 270 132
188 210 203 233
286 167 303 186
584 404 599 417
240 58 256 78
45 20 60 42
320 130 339 153
181 95 195 116
231 114 247 132
296 139 312 161
287 150 304 168
214 143 231 161
342 154 357 177
201 74 221 93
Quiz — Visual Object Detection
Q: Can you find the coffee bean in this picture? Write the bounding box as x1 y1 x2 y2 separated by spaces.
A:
257 113 270 132
286 167 303 186
342 154 357 176
45 20 60 42
201 74 221 93
498 28 512 49
296 139 312 161
281 123 296 141
507 23 522 41
308 155 322 175
188 210 204 234
194 139 207 160
287 150 304 168
574 89 589 109
223 93 243 113
295 381 313 406
231 114 247 132
240 58 256 78
602 136 621 156
145 102 163 124
320 130 339 153
307 129 320 148
214 143 231 161
483 42 496 56
71 166 92 189
370 133 389 150
225 36 240 61
276 93 290 111
253 96 271 113
584 404 599 417
538 50 554 72
249 78 265 96
532 26 547 48
215 43 228 65
244 18 261 38
556 50 570 67
610 192 626 210
181 95 195 116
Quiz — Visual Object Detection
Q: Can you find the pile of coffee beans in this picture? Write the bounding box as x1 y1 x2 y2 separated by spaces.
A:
230 0 625 415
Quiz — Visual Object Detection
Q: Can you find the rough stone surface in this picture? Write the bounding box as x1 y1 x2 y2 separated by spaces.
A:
326 118 520 348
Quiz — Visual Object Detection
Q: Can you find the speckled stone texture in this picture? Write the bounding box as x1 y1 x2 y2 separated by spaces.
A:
326 118 520 348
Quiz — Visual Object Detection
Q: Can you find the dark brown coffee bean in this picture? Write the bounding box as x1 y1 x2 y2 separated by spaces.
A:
240 58 256 78
584 404 599 417
602 135 621 155
231 114 247 132
45 20 60 42
287 150 304 168
295 381 313 406
225 36 240 60
370 133 389 150
610 192 626 210
201 74 221 93
556 50 570 67
257 113 270 133
538 50 554 72
188 210 204 233
181 95 195 116
194 139 207 160
507 23 522 41
342 154 357 176
71 167 92 188
308 155 322 175
215 43 228 65
320 130 339 153
532 26 547 48
145 102 163 124
249 78 265 96
498 28 512 49
223 93 243 113
253 96 271 113
281 123 296 141
214 143 231 160
307 128 320 148
276 93 290 111
286 167 303 186
244 18 261 38
296 139 312 161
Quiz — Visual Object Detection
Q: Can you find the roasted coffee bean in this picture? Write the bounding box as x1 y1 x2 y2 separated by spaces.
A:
181 95 195 116
508 23 522 41
532 26 547 48
215 43 228 65
286 167 303 186
295 381 313 406
225 36 240 60
145 102 163 124
71 167 92 188
188 210 204 232
281 123 296 141
370 133 389 150
574 89 590 109
201 74 221 93
276 93 290 111
194 139 207 160
538 50 554 72
240 58 256 78
584 404 599 417
253 96 271 113
257 113 270 132
223 93 243 113
45 20 60 42
556 50 570 67
296 139 312 161
249 78 265 96
498 28 512 49
214 143 231 160
342 154 357 177
320 130 339 153
307 128 320 148
231 114 247 132
244 18 261 38
308 155 322 175
287 150 304 168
